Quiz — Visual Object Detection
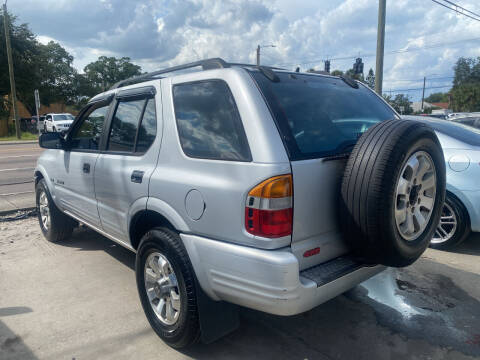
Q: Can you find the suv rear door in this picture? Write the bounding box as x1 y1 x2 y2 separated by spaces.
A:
250 71 397 269
94 84 161 244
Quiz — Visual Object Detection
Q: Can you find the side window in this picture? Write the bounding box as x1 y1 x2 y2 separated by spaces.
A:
70 105 109 151
107 99 144 152
172 80 251 161
136 98 157 153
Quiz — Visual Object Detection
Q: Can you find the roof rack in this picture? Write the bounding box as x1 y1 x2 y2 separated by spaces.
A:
110 57 284 90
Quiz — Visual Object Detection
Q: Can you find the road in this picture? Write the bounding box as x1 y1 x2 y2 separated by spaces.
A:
0 142 43 212
1 217 480 360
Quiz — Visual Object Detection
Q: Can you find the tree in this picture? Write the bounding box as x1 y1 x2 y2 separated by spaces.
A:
19 41 78 115
331 70 344 76
83 56 141 92
345 69 364 81
365 68 375 89
0 10 39 133
424 92 449 103
383 93 413 115
450 57 480 112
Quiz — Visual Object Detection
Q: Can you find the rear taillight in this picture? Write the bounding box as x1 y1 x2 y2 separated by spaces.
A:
245 174 293 238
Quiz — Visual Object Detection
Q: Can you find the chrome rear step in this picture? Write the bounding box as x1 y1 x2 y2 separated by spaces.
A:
300 255 371 287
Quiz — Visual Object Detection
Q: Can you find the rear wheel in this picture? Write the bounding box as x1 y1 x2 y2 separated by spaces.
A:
430 193 470 250
341 119 446 267
136 228 200 348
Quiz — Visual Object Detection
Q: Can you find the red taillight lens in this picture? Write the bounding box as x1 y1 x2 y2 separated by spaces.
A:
245 175 293 238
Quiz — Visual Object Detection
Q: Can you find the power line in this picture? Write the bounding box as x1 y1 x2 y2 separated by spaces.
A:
431 0 480 22
384 76 454 83
384 85 452 93
275 37 480 67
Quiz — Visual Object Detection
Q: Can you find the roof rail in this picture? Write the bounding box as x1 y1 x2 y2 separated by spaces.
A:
110 58 229 90
110 58 285 90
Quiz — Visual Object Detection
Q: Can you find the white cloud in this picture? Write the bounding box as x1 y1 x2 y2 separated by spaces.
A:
8 0 480 99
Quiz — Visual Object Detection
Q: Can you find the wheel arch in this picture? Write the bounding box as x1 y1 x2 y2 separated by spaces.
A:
129 198 190 251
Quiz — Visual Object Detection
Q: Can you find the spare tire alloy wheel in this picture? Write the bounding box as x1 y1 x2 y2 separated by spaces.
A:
341 119 446 267
394 151 436 241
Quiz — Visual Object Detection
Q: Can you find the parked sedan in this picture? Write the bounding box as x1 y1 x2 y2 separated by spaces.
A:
404 115 480 249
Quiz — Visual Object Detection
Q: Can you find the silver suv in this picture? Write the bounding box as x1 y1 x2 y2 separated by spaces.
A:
35 58 446 348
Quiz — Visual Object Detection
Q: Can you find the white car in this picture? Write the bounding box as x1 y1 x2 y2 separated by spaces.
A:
43 113 75 133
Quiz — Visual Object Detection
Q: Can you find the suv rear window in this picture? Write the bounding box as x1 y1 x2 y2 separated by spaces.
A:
250 71 396 160
173 80 251 162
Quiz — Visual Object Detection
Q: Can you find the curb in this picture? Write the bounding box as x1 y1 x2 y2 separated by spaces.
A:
0 207 36 217
0 140 38 146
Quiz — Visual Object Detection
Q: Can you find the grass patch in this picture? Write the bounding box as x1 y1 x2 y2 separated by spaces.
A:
0 132 39 141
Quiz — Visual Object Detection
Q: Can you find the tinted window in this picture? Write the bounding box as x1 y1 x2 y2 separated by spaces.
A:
136 98 157 153
107 99 144 152
70 105 109 150
173 80 251 161
250 71 396 160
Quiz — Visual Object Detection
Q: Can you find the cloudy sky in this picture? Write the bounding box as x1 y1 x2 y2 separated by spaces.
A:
8 0 480 100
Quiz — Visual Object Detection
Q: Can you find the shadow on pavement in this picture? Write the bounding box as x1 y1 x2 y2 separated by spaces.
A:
0 321 37 360
451 232 480 256
61 225 135 270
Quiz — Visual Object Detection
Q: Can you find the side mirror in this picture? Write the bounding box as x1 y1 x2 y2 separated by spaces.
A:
39 132 65 149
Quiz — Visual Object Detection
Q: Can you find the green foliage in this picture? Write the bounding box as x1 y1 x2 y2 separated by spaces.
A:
331 70 344 76
84 56 141 92
383 93 413 115
365 68 375 89
345 69 364 81
424 92 449 103
450 57 480 112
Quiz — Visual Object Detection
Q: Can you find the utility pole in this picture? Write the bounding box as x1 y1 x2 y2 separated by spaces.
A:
421 76 426 111
3 1 21 139
375 0 386 95
256 44 275 66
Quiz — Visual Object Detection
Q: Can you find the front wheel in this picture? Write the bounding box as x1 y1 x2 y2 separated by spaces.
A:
136 228 200 348
430 194 471 250
36 179 76 242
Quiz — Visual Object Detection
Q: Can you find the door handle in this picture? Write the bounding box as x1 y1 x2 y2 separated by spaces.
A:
131 170 144 184
83 163 90 174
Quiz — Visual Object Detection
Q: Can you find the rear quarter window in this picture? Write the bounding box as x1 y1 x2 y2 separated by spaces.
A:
172 80 251 161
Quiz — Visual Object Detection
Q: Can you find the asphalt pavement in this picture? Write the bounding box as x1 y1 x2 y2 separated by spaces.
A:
1 217 480 360
0 142 42 213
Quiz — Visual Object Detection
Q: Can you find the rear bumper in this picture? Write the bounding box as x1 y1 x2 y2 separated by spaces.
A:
181 233 385 316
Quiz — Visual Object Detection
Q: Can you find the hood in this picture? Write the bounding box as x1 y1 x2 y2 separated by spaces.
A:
53 120 74 126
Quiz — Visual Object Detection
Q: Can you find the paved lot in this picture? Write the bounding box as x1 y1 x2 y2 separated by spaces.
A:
1 217 480 360
0 142 42 213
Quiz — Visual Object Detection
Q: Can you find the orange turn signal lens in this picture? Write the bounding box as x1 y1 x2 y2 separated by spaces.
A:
248 175 292 198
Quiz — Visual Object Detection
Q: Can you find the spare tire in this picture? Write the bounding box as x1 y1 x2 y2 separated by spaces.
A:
340 119 446 267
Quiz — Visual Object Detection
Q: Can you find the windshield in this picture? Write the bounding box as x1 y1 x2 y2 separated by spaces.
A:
409 117 480 147
250 71 397 160
53 114 74 121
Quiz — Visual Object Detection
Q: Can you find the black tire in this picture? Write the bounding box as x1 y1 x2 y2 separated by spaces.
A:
36 178 76 242
429 193 471 250
136 228 200 348
340 119 446 267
